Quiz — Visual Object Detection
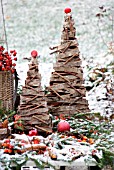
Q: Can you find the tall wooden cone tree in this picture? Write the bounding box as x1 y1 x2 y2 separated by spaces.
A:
18 51 52 134
46 8 90 117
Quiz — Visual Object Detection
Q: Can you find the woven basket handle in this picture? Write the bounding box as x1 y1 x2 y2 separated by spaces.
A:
14 70 19 110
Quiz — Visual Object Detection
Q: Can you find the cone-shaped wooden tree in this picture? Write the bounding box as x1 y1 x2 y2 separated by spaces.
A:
46 8 90 117
18 50 52 134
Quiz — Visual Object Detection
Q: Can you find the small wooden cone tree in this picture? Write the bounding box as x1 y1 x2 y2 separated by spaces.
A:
18 50 52 134
46 8 90 117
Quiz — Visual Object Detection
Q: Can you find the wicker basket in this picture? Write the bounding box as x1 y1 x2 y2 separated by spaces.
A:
0 71 14 111
0 128 10 140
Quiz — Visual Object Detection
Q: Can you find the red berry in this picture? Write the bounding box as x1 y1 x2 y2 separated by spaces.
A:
0 56 3 60
64 8 71 14
14 114 21 121
4 51 8 55
0 46 4 51
2 67 5 71
8 149 12 154
5 59 9 62
31 50 38 58
33 139 40 144
14 57 17 61
4 148 9 153
5 61 10 66
6 66 10 70
9 144 13 149
9 60 12 66
6 63 10 67
12 63 16 66
7 56 11 60
11 69 15 74
10 50 14 53
13 51 17 56
0 62 2 67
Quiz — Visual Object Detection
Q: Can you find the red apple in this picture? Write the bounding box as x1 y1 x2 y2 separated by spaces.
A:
64 8 71 14
31 50 38 58
57 120 70 132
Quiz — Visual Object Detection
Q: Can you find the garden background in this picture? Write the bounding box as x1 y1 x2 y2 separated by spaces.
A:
0 0 114 169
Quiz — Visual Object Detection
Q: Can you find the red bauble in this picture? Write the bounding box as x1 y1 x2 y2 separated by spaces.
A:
31 50 38 58
28 129 38 136
57 120 70 132
64 8 71 14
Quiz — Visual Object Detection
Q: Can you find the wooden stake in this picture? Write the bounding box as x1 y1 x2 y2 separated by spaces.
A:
20 112 47 117
35 125 52 133
53 72 82 95
64 53 76 65
69 97 82 105
62 41 72 53
24 85 39 93
29 104 45 111
48 86 64 100
26 94 40 104
26 75 37 84
50 41 71 55
29 65 37 70
50 49 62 55
32 115 49 125
19 104 34 110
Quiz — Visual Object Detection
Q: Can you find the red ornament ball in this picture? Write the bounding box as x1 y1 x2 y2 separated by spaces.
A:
64 8 71 14
31 50 38 58
57 120 70 132
28 129 38 136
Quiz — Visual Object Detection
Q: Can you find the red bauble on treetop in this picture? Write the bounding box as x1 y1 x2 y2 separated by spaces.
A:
64 7 71 14
31 50 38 58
